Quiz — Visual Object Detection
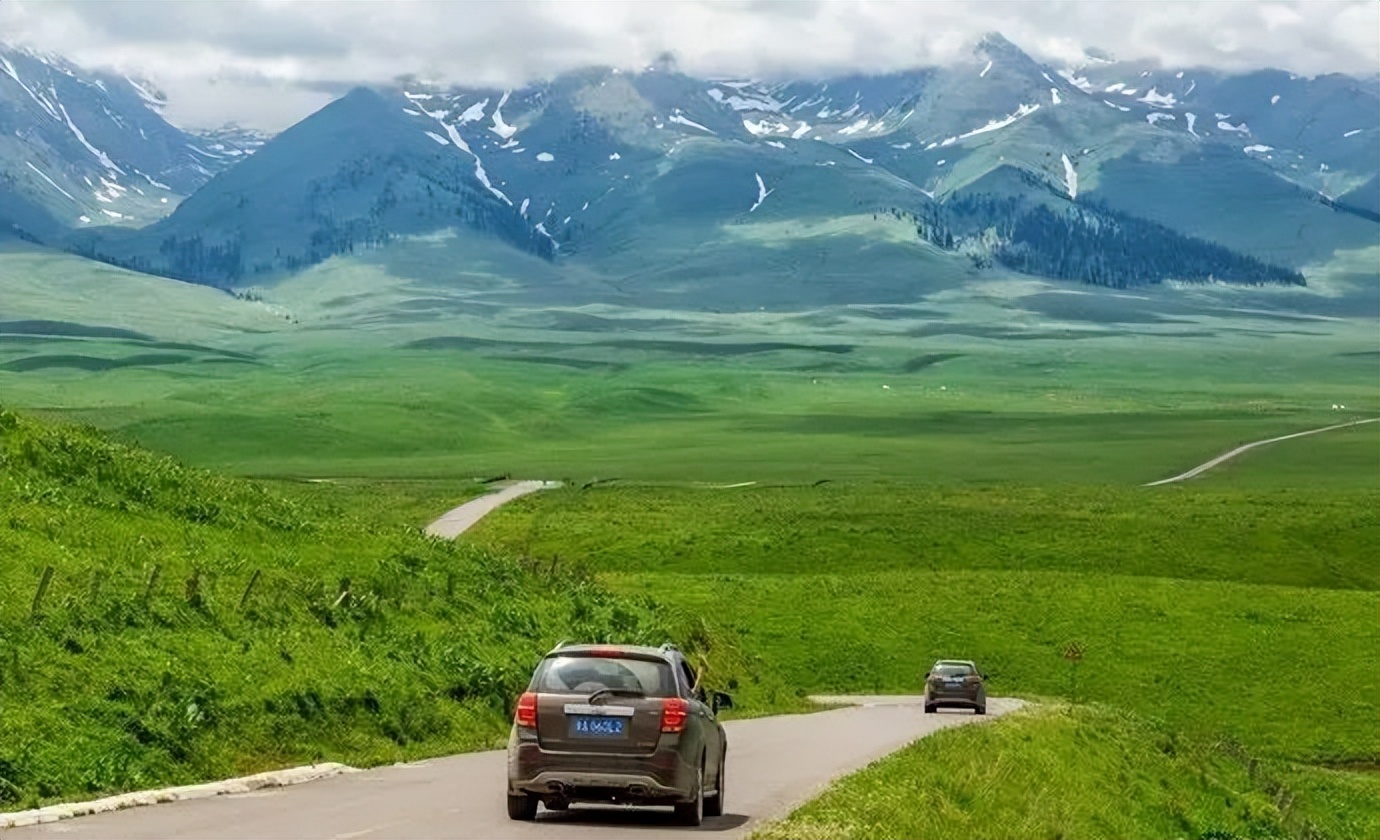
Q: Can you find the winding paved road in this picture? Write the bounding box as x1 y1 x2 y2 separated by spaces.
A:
1144 417 1379 486
425 481 560 538
8 697 1022 839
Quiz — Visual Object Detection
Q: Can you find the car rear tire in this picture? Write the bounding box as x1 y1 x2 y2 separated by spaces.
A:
507 792 538 821
705 755 725 818
975 705 986 715
674 765 704 826
924 704 936 714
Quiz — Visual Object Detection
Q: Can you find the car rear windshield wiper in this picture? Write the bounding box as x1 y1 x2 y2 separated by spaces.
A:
587 687 646 704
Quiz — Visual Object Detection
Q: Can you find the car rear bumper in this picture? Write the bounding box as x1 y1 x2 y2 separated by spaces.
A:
926 691 982 707
508 739 695 804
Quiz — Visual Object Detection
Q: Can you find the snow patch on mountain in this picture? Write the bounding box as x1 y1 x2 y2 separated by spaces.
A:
765 140 785 149
1243 145 1273 154
980 60 993 78
125 77 166 112
1105 82 1126 93
748 172 772 212
1139 88 1177 108
708 87 782 111
744 118 791 136
791 122 811 139
458 98 488 123
100 209 124 219
57 103 124 173
1271 94 1280 105
846 149 873 164
1058 70 1094 92
668 112 714 133
609 152 621 159
520 198 530 216
2 56 60 120
1343 129 1363 138
838 118 870 136
134 169 170 190
1217 120 1250 134
424 130 449 145
25 161 76 203
1103 100 1130 112
892 142 912 150
536 152 554 162
958 103 1040 141
490 92 517 139
1060 153 1078 199
1146 113 1175 125
1050 88 1061 105
1185 113 1198 136
432 116 512 206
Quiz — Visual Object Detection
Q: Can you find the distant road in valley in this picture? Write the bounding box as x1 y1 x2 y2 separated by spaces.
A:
425 480 559 538
1144 418 1379 487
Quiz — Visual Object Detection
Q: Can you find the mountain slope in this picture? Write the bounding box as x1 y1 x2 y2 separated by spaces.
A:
36 33 1380 308
0 43 250 232
67 87 553 284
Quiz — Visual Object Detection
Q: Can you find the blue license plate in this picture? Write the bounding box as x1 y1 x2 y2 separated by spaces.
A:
570 716 626 737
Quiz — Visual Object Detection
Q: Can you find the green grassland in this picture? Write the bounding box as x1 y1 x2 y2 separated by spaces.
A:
2 237 1376 832
1 239 1376 488
472 485 1380 763
752 705 1380 840
0 411 796 809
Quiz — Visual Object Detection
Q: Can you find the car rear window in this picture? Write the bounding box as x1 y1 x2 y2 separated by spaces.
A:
932 663 974 677
532 654 675 697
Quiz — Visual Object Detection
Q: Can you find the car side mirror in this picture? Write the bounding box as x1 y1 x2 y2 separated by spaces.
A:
712 691 734 713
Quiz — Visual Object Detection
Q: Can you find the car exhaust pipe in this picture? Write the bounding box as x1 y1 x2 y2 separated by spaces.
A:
627 784 650 798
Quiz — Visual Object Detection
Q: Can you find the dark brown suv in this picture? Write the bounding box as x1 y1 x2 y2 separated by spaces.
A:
506 642 732 825
923 659 988 714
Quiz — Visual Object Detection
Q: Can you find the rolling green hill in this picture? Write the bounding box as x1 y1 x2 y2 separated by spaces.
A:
0 410 786 809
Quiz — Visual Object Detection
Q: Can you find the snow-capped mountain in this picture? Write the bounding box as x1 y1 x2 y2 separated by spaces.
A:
29 34 1380 304
0 42 260 236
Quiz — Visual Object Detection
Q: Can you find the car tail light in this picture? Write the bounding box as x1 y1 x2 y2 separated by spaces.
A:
515 692 538 728
660 697 688 733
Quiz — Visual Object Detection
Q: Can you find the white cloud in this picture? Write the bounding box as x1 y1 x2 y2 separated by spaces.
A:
2 0 1376 130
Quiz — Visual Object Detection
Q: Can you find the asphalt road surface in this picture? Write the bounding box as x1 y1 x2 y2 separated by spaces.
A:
425 481 558 538
10 697 1022 840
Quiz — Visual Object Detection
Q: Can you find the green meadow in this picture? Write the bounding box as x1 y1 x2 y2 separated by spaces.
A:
1 239 1377 833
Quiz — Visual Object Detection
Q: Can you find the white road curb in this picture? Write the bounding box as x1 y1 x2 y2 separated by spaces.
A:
0 762 356 829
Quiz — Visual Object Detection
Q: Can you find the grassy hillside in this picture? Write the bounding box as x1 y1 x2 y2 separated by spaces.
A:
753 705 1380 840
0 410 787 810
473 436 1378 835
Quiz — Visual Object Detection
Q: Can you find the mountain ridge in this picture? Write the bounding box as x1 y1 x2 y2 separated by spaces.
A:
7 33 1376 308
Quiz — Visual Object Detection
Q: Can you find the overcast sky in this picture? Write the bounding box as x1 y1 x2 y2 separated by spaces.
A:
2 0 1376 131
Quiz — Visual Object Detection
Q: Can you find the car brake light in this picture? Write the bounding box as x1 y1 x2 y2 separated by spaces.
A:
515 692 538 728
586 647 622 658
660 697 688 733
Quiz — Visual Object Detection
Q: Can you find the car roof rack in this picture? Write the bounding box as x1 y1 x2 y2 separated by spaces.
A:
658 642 680 653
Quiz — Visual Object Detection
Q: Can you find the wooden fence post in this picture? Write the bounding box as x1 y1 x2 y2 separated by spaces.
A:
239 569 262 611
30 566 54 619
141 564 162 608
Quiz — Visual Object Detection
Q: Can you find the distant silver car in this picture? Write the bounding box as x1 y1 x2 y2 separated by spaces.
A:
923 659 988 714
